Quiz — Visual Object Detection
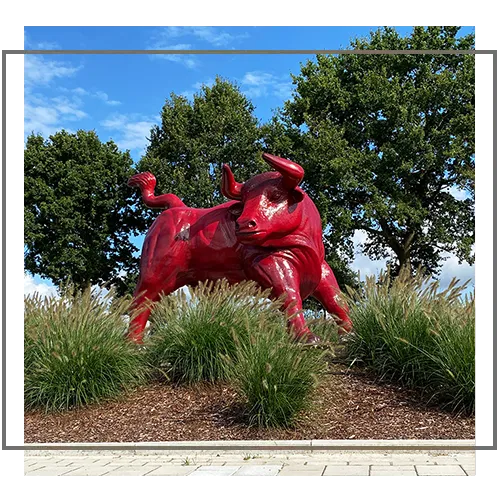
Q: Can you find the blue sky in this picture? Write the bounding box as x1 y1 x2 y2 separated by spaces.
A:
23 25 475 296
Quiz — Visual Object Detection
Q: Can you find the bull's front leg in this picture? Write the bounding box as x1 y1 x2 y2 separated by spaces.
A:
274 282 320 344
312 260 352 335
245 256 319 344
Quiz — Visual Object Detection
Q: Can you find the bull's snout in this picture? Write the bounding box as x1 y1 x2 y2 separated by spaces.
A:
235 218 257 233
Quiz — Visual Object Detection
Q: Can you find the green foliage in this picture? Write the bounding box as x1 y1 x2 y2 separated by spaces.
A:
226 323 325 428
346 267 475 413
138 77 266 212
24 130 147 293
24 289 147 412
146 280 285 384
307 315 340 344
264 26 475 277
146 279 324 427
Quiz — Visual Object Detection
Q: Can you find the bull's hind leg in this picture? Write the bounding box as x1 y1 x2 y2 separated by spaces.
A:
312 261 353 335
127 215 187 343
128 287 157 344
128 275 180 343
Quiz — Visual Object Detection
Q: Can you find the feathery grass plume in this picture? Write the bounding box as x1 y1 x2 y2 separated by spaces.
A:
307 315 340 344
146 280 286 384
226 318 325 428
24 287 147 412
346 267 474 414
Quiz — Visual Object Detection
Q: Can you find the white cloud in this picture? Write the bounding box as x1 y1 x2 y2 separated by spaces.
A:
147 27 248 68
101 114 128 129
25 84 122 138
24 30 61 51
189 27 236 46
158 26 248 48
35 41 61 50
25 93 87 138
438 248 475 292
100 113 158 152
60 87 121 105
72 87 88 95
240 71 293 99
94 91 121 106
349 229 475 294
24 31 80 97
241 72 274 86
24 102 59 136
24 274 58 298
23 275 119 305
24 55 81 88
50 96 88 120
146 42 198 69
351 230 390 281
24 44 86 138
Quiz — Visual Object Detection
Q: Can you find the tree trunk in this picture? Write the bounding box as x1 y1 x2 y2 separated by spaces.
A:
394 231 415 277
395 251 412 277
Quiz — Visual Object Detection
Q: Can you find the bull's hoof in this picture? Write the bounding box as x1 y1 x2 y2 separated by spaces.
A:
295 334 321 347
126 333 144 345
305 335 322 347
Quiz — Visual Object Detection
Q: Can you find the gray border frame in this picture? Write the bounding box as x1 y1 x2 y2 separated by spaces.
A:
0 24 500 456
24 49 477 55
0 48 24 456
476 48 500 456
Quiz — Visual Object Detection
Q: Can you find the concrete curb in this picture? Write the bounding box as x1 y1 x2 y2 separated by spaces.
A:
23 439 476 454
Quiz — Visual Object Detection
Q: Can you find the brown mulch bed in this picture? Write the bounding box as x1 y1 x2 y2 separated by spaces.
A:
24 367 474 443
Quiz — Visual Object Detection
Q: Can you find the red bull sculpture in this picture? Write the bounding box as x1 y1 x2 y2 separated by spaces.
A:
127 153 352 344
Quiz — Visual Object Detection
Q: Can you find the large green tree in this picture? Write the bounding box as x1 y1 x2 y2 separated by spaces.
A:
264 26 475 276
24 130 147 293
138 77 266 210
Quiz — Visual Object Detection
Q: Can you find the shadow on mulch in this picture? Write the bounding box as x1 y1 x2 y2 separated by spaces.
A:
24 365 474 443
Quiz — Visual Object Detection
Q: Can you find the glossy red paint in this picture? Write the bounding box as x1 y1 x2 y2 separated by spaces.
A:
127 153 352 344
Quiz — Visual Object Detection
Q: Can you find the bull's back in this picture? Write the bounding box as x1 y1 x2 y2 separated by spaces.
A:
139 203 244 282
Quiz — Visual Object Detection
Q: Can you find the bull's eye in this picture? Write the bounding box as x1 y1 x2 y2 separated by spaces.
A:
268 191 283 202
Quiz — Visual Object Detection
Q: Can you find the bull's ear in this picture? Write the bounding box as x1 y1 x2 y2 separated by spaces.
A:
287 189 304 214
289 188 305 204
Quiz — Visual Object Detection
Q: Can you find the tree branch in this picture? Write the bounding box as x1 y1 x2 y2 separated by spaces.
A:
357 225 384 236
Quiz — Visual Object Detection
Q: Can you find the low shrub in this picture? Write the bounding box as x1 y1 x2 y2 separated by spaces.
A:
146 280 285 384
24 288 147 412
346 268 475 413
225 321 325 428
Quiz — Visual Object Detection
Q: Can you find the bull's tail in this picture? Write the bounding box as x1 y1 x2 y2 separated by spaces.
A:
128 172 186 210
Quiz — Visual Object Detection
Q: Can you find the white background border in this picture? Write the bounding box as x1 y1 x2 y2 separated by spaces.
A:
1 0 499 495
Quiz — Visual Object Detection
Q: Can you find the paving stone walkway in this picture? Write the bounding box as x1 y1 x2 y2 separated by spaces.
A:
25 447 475 476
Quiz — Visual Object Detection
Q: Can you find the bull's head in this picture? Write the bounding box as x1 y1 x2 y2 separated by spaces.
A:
221 153 306 244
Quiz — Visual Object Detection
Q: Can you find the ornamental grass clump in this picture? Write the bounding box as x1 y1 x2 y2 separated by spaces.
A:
225 321 325 428
346 267 475 414
307 315 340 344
24 288 147 412
146 280 286 384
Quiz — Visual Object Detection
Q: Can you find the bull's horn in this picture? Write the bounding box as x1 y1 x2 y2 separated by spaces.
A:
262 153 304 189
221 164 243 200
